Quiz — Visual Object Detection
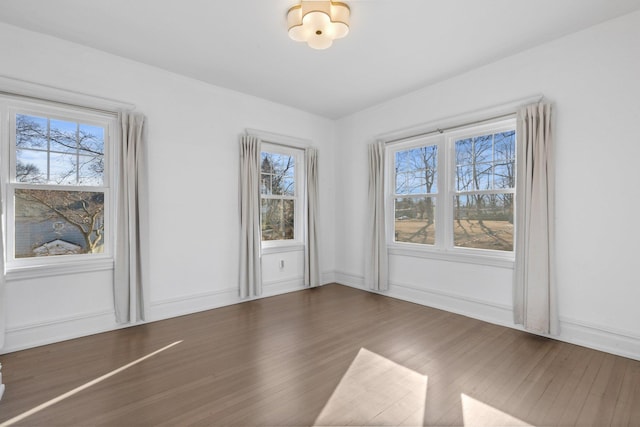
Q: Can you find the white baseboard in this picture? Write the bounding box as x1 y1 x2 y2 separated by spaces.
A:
335 271 513 327
387 281 514 327
332 270 640 361
147 277 311 323
4 271 638 362
1 274 336 354
334 270 366 290
2 310 119 354
262 276 305 295
321 271 336 285
558 317 640 361
148 287 239 322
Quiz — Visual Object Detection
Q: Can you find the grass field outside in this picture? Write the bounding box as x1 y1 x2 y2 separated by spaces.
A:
394 219 513 251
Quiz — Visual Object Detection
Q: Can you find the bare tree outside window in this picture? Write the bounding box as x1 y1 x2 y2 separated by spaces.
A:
454 130 515 251
390 120 516 253
16 114 104 185
394 145 438 244
12 113 106 258
260 152 295 241
15 189 105 257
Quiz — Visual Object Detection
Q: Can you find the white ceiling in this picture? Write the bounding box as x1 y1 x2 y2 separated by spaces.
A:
1 0 640 119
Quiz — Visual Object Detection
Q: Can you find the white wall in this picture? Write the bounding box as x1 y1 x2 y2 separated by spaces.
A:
0 23 336 352
2 10 640 360
335 11 640 360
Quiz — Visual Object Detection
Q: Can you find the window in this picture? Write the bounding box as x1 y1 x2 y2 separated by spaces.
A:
1 99 116 268
388 118 516 257
394 144 438 245
453 128 516 251
260 143 303 244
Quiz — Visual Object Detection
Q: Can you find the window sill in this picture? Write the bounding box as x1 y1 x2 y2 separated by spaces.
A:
388 245 514 269
262 243 304 255
5 257 114 281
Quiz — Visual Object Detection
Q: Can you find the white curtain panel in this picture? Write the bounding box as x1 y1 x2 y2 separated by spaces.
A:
114 112 147 324
239 136 262 298
305 147 320 287
365 141 389 291
514 103 558 335
0 181 5 349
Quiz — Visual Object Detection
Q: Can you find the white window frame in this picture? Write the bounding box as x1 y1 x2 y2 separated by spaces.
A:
260 141 305 252
1 97 117 275
386 117 517 267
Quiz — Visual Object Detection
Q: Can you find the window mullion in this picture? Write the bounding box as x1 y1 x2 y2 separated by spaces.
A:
440 137 451 250
46 117 51 183
456 188 515 196
75 122 80 184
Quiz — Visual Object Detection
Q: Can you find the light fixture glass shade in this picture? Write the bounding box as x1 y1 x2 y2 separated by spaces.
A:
287 1 350 49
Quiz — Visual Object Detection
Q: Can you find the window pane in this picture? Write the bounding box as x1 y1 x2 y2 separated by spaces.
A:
16 114 47 149
282 199 295 239
455 130 516 192
395 150 411 172
395 145 437 195
494 131 516 162
394 197 436 245
395 172 411 194
261 198 295 241
494 131 515 189
281 176 295 197
50 152 77 184
261 152 294 196
260 173 272 195
455 138 473 165
261 153 274 173
49 119 78 153
15 114 105 186
16 149 47 183
79 124 105 155
473 135 493 163
396 171 428 195
455 163 472 191
78 155 104 185
494 162 515 189
453 194 513 251
15 189 105 258
475 162 492 190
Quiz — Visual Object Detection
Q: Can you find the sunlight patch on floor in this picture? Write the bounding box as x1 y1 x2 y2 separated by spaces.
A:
0 340 183 427
461 393 533 426
313 347 428 426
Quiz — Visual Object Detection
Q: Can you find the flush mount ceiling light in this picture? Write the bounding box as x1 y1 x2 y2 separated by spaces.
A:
287 1 350 50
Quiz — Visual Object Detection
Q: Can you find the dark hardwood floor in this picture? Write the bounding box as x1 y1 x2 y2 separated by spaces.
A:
0 284 638 426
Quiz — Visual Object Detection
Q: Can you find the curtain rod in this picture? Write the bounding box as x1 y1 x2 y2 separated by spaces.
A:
259 140 306 150
384 112 517 145
382 94 543 146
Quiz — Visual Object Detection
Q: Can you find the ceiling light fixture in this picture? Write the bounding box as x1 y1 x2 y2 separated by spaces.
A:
287 1 350 50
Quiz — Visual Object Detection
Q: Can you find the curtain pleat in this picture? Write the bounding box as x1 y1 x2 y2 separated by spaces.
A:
365 141 388 291
114 112 146 324
305 148 320 287
239 136 262 298
514 103 558 335
0 178 5 349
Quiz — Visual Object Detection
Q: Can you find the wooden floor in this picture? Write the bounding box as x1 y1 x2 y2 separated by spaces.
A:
0 284 639 426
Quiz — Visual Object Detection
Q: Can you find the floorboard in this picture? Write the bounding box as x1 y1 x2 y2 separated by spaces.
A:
0 284 638 426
